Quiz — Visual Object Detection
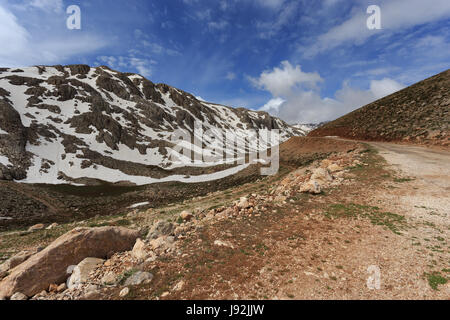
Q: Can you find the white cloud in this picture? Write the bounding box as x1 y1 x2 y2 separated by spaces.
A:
303 0 450 57
29 0 63 13
0 4 108 67
253 61 405 123
0 6 29 63
249 61 322 97
97 55 156 78
259 97 285 112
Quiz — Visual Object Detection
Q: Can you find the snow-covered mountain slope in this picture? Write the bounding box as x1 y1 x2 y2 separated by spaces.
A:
292 122 328 134
0 65 303 185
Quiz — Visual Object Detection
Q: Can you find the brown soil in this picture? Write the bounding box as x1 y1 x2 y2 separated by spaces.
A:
96 140 449 300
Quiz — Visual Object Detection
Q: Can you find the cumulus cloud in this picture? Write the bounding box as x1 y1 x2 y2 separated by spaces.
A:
302 0 450 57
252 61 405 123
249 61 322 97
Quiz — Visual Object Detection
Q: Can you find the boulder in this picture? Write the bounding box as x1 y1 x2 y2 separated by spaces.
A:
67 257 105 289
0 227 139 299
0 250 37 274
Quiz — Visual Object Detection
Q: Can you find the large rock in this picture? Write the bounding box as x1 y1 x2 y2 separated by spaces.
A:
0 250 38 276
0 227 139 299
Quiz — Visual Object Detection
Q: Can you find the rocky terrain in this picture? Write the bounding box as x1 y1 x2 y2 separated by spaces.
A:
309 69 450 147
0 65 302 185
1 136 447 300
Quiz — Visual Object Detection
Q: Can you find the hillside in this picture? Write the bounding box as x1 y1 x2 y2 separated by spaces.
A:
309 69 450 147
0 65 303 185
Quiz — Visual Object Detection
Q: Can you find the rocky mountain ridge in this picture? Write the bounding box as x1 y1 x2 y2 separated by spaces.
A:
0 65 302 185
309 69 450 147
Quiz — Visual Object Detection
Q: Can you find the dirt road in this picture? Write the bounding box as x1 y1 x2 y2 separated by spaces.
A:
368 142 450 190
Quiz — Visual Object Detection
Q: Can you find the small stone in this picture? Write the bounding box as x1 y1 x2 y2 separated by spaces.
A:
28 224 45 232
131 238 148 260
124 271 154 286
180 211 193 221
328 163 343 173
214 240 235 249
46 223 59 230
237 197 249 209
161 291 169 298
299 180 322 194
150 237 166 250
119 287 130 297
48 283 58 292
173 280 185 292
57 283 67 293
10 292 28 300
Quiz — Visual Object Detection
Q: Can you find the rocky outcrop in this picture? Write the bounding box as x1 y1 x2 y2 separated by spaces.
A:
0 100 30 180
0 226 139 299
0 65 303 184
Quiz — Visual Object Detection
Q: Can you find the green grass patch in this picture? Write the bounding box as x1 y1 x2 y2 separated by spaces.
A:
424 272 448 290
322 203 406 235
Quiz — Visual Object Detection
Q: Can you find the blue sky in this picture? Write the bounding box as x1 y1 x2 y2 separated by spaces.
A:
1 0 449 123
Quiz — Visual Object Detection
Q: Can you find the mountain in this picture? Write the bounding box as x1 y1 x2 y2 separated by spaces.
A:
309 69 450 147
0 65 302 185
292 122 328 134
